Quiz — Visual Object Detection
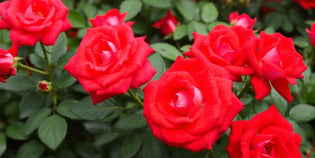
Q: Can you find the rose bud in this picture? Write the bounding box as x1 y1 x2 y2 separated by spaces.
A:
226 105 302 158
37 80 52 93
229 11 257 29
152 10 178 36
89 8 134 27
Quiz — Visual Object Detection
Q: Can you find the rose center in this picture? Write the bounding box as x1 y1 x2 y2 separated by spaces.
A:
169 86 203 115
262 47 282 68
98 40 118 64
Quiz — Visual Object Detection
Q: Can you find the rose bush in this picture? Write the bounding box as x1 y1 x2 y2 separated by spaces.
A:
184 25 256 81
143 57 243 152
226 105 302 158
0 0 72 46
65 23 156 104
0 0 314 157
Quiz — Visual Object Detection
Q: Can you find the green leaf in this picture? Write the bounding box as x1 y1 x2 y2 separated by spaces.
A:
148 53 166 81
51 33 67 64
151 42 182 61
201 3 218 22
0 132 6 157
180 45 191 52
68 10 86 28
6 120 27 140
121 135 142 158
55 70 76 89
142 130 167 158
83 4 97 19
192 21 208 35
270 88 287 115
19 91 44 119
174 24 187 40
16 141 46 158
75 142 99 158
24 108 51 136
120 0 142 21
289 104 315 122
57 100 80 120
38 115 67 150
143 0 171 8
114 113 146 130
94 132 120 146
0 74 36 91
30 54 45 69
175 0 195 21
70 97 119 120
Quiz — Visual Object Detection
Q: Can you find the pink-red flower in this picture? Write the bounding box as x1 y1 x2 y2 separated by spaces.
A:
152 10 178 36
0 0 72 46
294 0 315 9
246 31 307 102
65 24 156 105
143 57 243 152
306 22 315 47
226 105 302 158
89 8 134 27
184 25 256 81
0 44 19 83
229 12 256 29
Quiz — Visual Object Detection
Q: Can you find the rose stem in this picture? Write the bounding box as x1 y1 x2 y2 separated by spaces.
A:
17 62 48 75
128 89 144 106
41 43 58 111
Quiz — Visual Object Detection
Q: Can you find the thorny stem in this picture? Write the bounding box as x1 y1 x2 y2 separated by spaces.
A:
128 89 144 106
17 62 48 75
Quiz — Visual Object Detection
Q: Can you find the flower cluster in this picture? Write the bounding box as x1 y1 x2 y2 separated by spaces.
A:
0 0 313 157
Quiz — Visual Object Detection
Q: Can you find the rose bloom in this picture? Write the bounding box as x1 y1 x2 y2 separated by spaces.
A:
294 0 315 9
0 44 19 83
226 105 302 158
246 31 307 102
65 24 156 105
184 25 256 81
152 10 178 36
229 12 256 29
143 57 243 152
306 22 315 47
0 0 72 46
89 8 134 27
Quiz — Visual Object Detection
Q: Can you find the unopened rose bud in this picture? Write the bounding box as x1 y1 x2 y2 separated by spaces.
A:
37 80 52 93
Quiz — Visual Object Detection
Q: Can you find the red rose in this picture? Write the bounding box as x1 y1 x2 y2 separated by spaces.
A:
229 12 256 29
0 0 72 46
152 10 178 36
226 105 302 158
246 31 307 102
306 22 315 47
143 57 243 152
184 25 256 81
294 0 315 9
65 24 156 104
0 44 19 83
89 8 134 27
